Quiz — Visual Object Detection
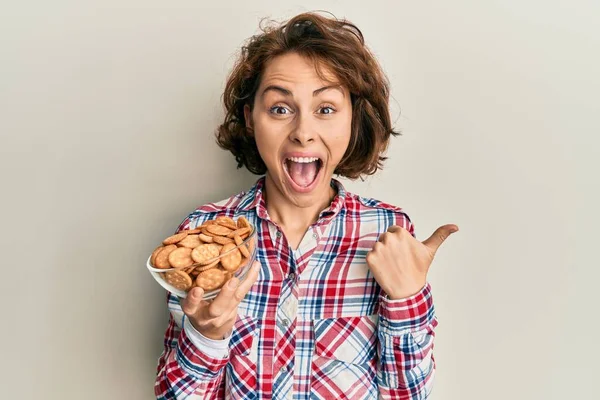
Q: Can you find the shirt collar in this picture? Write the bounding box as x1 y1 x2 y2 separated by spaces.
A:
237 176 347 223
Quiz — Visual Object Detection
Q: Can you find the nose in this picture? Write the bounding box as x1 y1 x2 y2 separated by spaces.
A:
289 114 315 145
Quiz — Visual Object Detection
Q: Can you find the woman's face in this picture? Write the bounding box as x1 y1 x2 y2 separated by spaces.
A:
245 52 353 208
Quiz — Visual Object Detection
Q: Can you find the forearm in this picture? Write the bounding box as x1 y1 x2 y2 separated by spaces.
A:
377 283 438 399
154 311 230 399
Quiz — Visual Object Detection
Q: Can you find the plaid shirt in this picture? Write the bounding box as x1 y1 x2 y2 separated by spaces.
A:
155 177 438 399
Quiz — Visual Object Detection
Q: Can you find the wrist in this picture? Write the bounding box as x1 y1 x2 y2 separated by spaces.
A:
386 282 426 300
189 320 225 340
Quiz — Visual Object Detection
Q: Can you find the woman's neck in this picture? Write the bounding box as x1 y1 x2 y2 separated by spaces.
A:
263 173 335 235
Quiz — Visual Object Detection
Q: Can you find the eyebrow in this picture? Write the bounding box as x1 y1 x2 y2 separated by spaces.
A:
260 84 345 99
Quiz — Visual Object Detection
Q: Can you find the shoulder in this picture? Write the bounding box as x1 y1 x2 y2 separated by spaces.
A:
344 189 416 236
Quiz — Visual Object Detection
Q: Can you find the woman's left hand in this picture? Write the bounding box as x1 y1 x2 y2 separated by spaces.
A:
366 224 459 300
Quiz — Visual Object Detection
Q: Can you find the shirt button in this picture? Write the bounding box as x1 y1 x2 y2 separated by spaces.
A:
281 318 289 327
276 231 282 238
312 233 318 239
288 272 295 280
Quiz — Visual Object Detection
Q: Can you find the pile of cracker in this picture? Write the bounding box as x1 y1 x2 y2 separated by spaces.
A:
150 216 254 292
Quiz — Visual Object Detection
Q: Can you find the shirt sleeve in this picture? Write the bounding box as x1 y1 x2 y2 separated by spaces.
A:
183 317 232 359
154 293 229 399
375 211 438 399
376 282 438 399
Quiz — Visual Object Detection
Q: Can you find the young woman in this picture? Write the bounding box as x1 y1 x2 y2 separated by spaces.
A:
155 12 458 400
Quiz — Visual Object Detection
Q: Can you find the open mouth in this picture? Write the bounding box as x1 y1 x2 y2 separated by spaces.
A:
283 156 323 190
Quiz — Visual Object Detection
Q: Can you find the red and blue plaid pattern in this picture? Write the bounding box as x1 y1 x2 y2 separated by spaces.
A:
155 177 438 399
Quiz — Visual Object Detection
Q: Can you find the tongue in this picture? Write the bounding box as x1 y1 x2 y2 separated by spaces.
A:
288 161 318 187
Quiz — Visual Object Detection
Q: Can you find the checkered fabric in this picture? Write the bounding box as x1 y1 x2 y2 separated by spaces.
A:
154 177 438 399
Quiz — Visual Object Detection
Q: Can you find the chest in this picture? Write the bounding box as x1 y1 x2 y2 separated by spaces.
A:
237 218 384 320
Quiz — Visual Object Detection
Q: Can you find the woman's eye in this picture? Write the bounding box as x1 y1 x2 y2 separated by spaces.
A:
269 106 290 115
319 106 335 115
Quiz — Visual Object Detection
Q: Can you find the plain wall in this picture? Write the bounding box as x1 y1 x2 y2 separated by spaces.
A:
1 0 598 398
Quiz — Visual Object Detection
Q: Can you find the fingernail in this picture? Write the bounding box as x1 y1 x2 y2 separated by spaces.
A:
228 277 239 289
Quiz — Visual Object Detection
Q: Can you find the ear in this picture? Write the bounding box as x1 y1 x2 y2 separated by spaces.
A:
243 104 254 136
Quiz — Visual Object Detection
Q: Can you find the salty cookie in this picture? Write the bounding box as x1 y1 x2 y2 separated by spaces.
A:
198 233 214 243
168 247 194 268
234 234 250 258
247 238 255 253
196 268 227 291
216 216 238 230
213 235 234 245
177 234 201 249
150 246 164 266
163 232 188 245
163 270 192 291
237 216 250 229
154 244 178 268
237 257 249 274
191 243 221 265
206 224 233 237
195 259 220 272
183 266 195 274
220 243 242 272
199 221 216 230
227 227 251 239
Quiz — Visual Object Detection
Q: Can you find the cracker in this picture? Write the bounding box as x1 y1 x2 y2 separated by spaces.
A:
182 228 201 234
201 227 215 237
195 259 220 272
237 216 250 229
168 247 194 268
150 246 164 266
163 232 188 245
227 227 250 238
216 216 238 230
154 244 177 268
247 238 255 253
198 233 214 243
191 243 221 265
220 242 242 272
213 235 234 245
183 266 195 274
206 224 233 237
196 268 227 291
234 234 250 258
164 270 192 291
238 256 249 271
177 234 201 249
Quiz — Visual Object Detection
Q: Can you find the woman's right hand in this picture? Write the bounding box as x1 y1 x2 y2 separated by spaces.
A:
181 261 261 340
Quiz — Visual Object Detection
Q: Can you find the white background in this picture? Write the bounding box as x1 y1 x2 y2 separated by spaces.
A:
1 1 598 398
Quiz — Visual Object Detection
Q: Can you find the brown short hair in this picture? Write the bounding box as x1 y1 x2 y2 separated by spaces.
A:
215 12 400 180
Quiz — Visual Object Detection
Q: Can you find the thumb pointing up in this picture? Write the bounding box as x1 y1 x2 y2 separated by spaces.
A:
421 224 459 256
